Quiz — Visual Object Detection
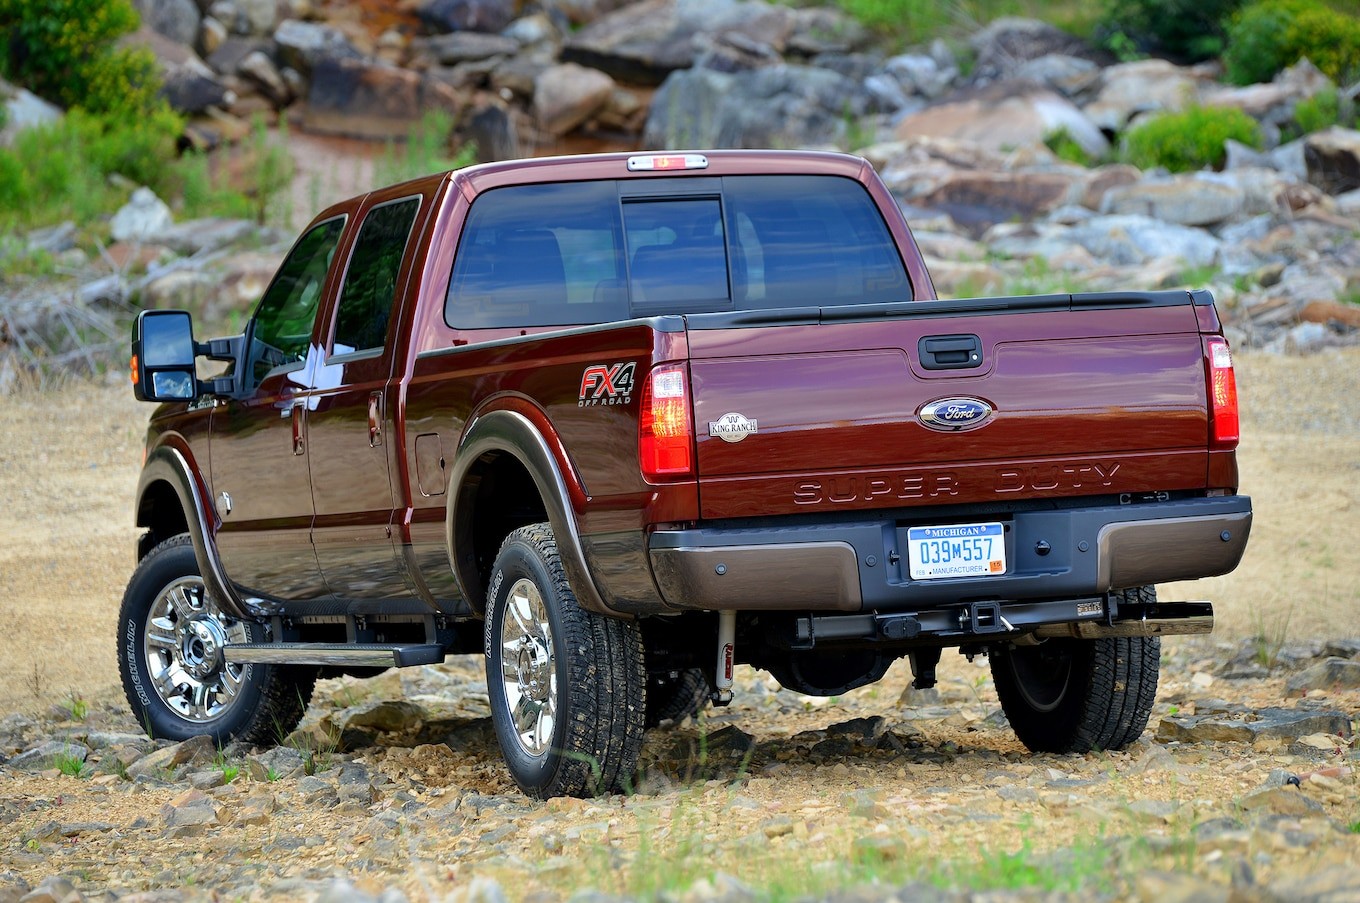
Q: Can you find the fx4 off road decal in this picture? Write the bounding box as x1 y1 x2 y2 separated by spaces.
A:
579 362 636 407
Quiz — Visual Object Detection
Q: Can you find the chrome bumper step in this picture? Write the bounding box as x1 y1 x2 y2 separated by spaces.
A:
223 642 445 668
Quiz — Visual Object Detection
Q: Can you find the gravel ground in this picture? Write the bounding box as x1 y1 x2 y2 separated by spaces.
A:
0 348 1357 902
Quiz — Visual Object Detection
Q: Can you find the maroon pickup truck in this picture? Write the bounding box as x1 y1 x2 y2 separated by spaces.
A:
123 150 1250 798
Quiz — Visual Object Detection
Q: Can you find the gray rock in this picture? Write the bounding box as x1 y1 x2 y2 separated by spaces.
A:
316 878 381 903
919 170 1079 230
199 15 228 55
1156 706 1352 744
247 746 307 781
8 741 88 771
1324 639 1360 660
644 64 863 150
15 876 80 903
1012 53 1099 96
272 19 362 74
534 63 615 135
159 66 233 114
237 50 290 105
968 17 1101 85
1237 786 1326 817
127 734 217 779
785 6 867 56
416 0 514 34
882 53 958 101
111 187 174 243
414 32 520 65
132 0 202 44
304 58 464 140
150 217 258 255
1133 871 1230 903
1085 59 1205 132
704 724 756 757
1286 657 1360 696
160 788 220 828
1065 214 1221 268
235 0 276 34
894 82 1108 158
563 0 797 87
1100 175 1246 227
0 78 63 148
461 102 521 162
1265 865 1360 902
1304 126 1360 195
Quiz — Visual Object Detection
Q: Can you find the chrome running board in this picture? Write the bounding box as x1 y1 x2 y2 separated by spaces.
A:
223 642 445 668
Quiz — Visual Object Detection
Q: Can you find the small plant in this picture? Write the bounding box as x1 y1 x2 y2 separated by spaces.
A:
55 752 89 778
374 111 476 187
213 748 240 784
1223 0 1360 86
1251 602 1294 669
265 766 281 782
1044 127 1096 166
64 693 89 721
1120 105 1262 172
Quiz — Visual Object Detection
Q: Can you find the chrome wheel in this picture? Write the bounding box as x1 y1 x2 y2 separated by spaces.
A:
142 576 251 723
498 577 558 756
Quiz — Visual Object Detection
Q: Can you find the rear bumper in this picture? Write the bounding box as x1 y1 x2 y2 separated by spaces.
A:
648 496 1251 613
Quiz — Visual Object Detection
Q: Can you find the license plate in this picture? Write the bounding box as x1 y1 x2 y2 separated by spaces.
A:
907 522 1006 580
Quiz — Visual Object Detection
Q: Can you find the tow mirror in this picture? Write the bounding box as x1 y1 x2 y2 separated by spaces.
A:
131 310 199 403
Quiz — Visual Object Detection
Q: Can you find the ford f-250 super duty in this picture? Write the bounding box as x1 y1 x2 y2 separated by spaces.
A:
123 150 1251 798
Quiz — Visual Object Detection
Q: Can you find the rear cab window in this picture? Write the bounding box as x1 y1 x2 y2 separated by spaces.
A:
444 175 911 331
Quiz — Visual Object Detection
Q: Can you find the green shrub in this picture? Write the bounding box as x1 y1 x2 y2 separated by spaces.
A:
1223 0 1360 85
1121 105 1262 172
0 108 182 229
1292 89 1356 135
1099 0 1244 62
1044 127 1096 166
0 0 165 117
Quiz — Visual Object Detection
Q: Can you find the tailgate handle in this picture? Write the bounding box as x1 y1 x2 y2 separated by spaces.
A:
919 334 982 370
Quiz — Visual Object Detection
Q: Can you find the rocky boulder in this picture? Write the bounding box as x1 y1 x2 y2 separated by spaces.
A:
563 0 797 86
1066 214 1222 268
272 19 363 75
967 17 1103 86
534 63 616 136
416 0 516 34
1099 174 1246 227
644 64 864 150
130 0 201 46
917 171 1079 233
0 78 62 147
111 188 174 243
894 82 1108 158
303 58 465 140
1084 59 1207 132
1304 127 1360 195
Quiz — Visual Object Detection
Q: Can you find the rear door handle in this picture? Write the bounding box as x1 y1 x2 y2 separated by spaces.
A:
368 392 383 448
291 405 305 455
919 334 983 370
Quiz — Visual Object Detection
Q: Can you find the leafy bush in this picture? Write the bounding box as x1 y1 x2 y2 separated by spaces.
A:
0 0 164 117
1099 0 1244 62
1120 105 1262 172
1044 127 1096 166
0 108 182 229
1292 89 1355 136
1223 0 1360 85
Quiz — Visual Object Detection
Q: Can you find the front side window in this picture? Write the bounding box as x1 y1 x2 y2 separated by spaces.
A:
444 175 909 330
332 197 421 356
247 217 346 389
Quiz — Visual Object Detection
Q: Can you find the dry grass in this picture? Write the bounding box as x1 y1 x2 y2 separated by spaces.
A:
0 349 1355 711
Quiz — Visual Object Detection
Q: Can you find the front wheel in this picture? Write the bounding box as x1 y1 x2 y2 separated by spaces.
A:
118 535 315 746
991 587 1161 754
485 523 645 798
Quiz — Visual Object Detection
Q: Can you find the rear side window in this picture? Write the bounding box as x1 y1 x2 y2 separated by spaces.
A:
445 175 909 329
332 196 421 356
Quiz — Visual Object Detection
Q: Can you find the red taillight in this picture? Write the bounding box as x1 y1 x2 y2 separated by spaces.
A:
1205 337 1239 449
639 364 693 480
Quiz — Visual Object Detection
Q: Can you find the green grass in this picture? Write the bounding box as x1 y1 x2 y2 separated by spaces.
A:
827 0 1100 43
64 694 89 721
1251 601 1295 668
373 111 477 187
54 752 90 778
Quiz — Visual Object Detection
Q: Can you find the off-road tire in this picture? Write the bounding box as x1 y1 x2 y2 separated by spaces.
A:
119 534 316 746
485 523 646 798
991 586 1161 754
645 668 710 727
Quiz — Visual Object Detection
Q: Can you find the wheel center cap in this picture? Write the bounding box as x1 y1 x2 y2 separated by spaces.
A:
516 638 551 702
181 617 226 678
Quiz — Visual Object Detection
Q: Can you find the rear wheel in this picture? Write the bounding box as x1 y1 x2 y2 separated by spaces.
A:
991 587 1161 753
118 534 316 746
485 523 645 798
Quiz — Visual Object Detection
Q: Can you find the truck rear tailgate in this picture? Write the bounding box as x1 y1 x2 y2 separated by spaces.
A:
687 294 1212 520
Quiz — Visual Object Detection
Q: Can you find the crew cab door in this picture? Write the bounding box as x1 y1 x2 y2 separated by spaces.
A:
209 216 347 602
306 192 428 600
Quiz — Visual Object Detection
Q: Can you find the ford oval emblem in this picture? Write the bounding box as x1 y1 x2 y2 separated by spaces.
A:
919 397 994 431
